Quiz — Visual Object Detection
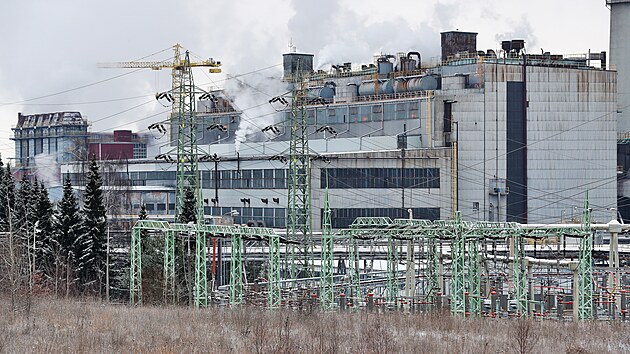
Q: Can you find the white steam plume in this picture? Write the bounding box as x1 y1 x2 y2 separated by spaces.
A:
33 153 61 188
224 72 287 152
288 0 443 70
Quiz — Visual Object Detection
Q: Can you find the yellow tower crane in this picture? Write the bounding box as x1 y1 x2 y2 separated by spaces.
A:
98 43 221 121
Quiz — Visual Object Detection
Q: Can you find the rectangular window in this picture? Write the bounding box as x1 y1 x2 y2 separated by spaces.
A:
444 101 453 133
359 105 372 122
220 170 231 189
242 170 252 188
264 169 274 188
252 170 263 188
322 168 439 189
316 109 326 124
384 103 396 121
274 169 286 189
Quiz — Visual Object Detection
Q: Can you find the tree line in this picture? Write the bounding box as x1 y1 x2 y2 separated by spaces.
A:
0 157 107 304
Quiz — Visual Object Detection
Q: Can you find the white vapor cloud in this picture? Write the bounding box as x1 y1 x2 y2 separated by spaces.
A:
0 0 610 162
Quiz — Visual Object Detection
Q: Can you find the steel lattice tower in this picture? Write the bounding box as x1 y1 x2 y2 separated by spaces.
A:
578 192 593 319
173 51 207 308
174 51 203 223
320 183 334 309
287 62 313 279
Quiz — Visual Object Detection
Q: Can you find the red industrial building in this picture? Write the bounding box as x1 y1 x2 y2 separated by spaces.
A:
88 130 147 161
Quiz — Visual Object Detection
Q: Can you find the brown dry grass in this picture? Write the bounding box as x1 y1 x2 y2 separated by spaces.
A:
0 297 629 353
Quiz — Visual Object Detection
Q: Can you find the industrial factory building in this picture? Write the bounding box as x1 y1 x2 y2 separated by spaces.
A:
11 111 149 183
51 31 619 229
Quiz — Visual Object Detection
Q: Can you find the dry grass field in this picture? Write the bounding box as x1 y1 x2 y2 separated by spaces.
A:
0 297 629 353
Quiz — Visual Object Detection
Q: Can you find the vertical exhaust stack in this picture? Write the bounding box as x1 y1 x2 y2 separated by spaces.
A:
608 0 630 133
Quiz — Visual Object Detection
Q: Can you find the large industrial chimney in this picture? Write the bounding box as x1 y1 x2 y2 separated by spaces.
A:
608 0 630 133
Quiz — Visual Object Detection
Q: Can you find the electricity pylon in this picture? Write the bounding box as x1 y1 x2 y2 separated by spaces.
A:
287 61 313 280
101 45 221 307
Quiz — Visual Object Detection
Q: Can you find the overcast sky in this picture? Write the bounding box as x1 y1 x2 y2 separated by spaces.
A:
0 0 612 161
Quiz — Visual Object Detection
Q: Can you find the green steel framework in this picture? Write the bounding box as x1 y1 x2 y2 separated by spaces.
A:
320 185 335 309
164 230 175 303
229 231 243 306
578 193 593 320
268 233 281 308
447 213 466 316
512 233 528 316
466 234 481 316
130 220 171 305
427 234 441 306
130 227 142 305
172 52 207 307
287 63 313 280
347 236 361 307
130 222 279 307
130 197 597 320
386 234 399 303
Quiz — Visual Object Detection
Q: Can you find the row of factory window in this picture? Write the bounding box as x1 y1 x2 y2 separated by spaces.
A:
292 100 422 125
132 205 440 229
64 167 439 190
13 126 88 139
321 168 440 189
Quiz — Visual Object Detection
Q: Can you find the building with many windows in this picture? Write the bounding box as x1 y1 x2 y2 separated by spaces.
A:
59 31 617 229
11 111 149 187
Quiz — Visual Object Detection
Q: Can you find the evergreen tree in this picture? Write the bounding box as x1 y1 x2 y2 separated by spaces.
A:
35 181 56 278
0 164 16 232
15 175 36 245
79 158 107 295
139 203 148 220
176 188 197 305
138 203 165 304
179 187 197 224
56 176 82 293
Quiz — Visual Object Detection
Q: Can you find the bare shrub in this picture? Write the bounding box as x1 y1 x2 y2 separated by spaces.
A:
565 343 591 354
2 297 629 353
509 319 538 354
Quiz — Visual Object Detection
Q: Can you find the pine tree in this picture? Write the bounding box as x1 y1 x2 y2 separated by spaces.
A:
35 181 56 278
179 187 197 224
56 176 82 294
80 158 107 295
0 164 16 232
139 203 148 220
176 187 197 305
15 175 36 245
138 203 165 304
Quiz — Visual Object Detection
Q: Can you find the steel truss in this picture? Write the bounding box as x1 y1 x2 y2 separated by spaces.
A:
130 196 600 321
130 221 279 307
